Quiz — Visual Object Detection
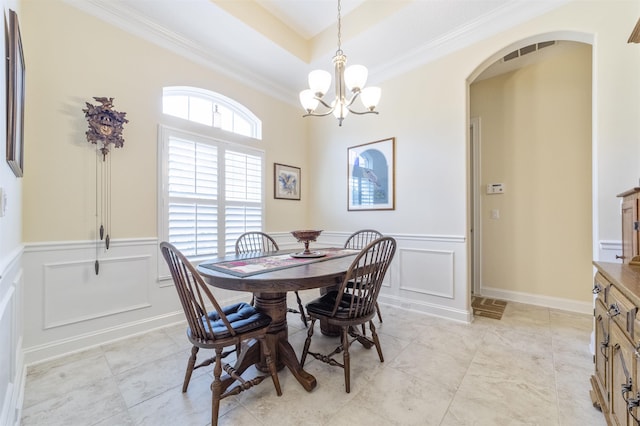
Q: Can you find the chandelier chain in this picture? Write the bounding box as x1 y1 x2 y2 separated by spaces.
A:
337 0 342 54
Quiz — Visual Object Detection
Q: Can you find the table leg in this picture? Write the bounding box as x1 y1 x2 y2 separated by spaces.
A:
219 338 261 392
278 338 316 391
254 292 317 392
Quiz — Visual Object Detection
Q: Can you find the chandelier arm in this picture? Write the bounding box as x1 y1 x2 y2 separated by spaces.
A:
345 109 379 116
303 110 336 118
315 97 335 110
344 91 360 108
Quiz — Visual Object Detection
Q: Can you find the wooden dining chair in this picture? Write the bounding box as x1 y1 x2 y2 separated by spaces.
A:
235 231 308 327
301 236 396 393
344 229 384 323
160 242 282 426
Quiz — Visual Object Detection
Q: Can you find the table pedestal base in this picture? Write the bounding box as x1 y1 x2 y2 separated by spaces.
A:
253 292 317 392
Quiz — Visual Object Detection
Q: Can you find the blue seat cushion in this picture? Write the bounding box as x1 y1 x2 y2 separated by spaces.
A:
306 291 361 319
191 302 272 339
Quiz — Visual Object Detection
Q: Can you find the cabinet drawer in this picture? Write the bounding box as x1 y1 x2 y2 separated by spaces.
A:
608 286 638 339
594 272 609 306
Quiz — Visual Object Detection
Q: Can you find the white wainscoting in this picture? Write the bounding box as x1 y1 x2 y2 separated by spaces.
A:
0 247 24 426
23 232 472 365
599 240 622 263
22 239 184 365
43 254 151 329
287 231 472 323
22 234 608 366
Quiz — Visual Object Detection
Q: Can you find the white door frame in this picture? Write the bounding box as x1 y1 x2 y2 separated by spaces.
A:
470 117 482 296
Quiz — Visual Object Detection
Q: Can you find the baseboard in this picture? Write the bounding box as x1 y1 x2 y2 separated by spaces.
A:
479 287 593 315
23 311 185 366
378 294 472 323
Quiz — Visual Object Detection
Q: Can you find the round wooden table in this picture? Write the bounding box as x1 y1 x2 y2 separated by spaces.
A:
197 249 358 392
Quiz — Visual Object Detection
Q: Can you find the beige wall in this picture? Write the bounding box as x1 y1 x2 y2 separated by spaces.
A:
21 0 309 243
11 0 640 360
471 42 592 301
308 0 640 308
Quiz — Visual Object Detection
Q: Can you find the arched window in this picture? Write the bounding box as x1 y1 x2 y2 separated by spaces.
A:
162 86 262 139
158 87 265 267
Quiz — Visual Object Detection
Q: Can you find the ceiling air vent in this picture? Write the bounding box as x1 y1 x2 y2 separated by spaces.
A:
503 41 557 62
519 44 537 56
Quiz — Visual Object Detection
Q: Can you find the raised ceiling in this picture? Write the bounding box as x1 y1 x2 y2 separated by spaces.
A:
65 0 569 105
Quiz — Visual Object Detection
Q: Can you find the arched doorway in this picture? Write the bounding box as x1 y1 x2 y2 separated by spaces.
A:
467 34 595 314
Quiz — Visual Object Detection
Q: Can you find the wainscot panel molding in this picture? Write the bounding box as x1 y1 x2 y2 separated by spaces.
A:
286 231 472 323
0 247 25 426
398 248 455 298
43 254 152 329
22 239 188 365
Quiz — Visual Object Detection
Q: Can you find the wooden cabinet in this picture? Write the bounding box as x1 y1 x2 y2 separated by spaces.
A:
618 188 640 263
591 262 640 425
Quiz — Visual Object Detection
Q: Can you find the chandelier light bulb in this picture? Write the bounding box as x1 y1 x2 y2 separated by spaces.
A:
308 70 332 97
332 101 349 119
360 87 381 110
299 89 319 112
344 64 368 92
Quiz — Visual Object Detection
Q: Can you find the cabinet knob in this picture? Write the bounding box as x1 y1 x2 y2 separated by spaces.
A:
616 255 625 260
608 303 621 318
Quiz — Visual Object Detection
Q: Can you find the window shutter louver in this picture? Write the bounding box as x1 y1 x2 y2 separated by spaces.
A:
168 137 219 257
163 129 264 260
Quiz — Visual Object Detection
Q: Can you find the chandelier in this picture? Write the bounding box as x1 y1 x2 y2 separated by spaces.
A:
299 0 381 126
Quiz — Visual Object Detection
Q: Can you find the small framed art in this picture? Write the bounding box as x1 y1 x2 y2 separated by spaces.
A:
274 163 301 200
348 137 395 211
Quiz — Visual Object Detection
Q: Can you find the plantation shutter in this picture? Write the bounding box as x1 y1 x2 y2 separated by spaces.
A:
224 150 263 254
164 130 264 259
167 136 219 257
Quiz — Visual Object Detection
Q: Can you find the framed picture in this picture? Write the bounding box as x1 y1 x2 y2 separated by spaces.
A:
348 137 395 211
6 9 25 177
274 163 301 200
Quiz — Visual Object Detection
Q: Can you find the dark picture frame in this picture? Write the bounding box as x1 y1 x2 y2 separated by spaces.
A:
348 137 395 211
6 9 25 177
274 163 301 200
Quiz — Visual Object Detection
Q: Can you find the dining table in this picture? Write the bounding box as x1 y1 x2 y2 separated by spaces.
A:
196 247 360 392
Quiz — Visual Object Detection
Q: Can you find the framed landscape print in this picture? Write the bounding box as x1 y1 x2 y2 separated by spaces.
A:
274 163 301 200
348 137 395 211
6 9 25 177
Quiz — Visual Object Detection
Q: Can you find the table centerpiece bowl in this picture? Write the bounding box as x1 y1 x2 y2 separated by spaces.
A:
290 230 324 258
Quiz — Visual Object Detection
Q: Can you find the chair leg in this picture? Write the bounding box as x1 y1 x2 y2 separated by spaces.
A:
211 348 224 426
369 320 384 362
258 335 282 396
294 291 308 327
360 302 382 335
342 326 351 393
183 345 199 392
375 301 383 323
301 318 316 366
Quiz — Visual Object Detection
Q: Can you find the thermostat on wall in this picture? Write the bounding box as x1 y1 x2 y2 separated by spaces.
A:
486 183 505 194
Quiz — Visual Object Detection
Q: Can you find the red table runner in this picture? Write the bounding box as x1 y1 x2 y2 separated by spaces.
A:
199 248 360 277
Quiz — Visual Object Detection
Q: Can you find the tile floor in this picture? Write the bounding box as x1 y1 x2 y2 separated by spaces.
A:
21 297 606 426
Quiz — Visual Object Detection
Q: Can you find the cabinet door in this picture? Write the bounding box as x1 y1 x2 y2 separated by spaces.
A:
621 196 638 263
595 300 610 410
611 325 634 426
